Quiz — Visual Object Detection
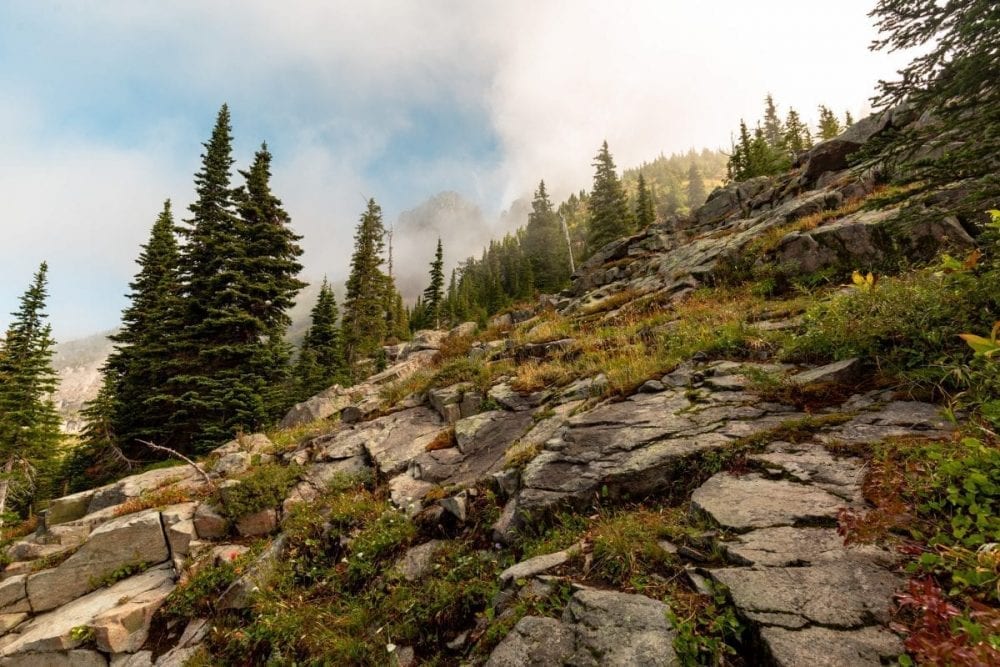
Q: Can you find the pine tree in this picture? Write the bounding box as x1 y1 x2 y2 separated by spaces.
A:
844 110 855 127
762 94 785 149
784 108 812 155
294 278 348 399
587 141 633 252
0 263 61 522
342 198 389 366
524 180 572 293
233 143 306 419
869 0 1000 206
817 105 842 140
685 163 707 209
422 238 445 329
170 106 304 452
635 173 657 228
102 200 184 464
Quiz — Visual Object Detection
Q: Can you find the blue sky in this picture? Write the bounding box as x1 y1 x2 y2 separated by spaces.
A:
0 1 911 340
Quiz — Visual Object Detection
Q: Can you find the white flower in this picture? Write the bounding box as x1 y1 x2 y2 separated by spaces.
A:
386 643 397 653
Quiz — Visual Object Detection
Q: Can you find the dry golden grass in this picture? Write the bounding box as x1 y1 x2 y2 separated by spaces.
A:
112 484 209 517
425 428 456 452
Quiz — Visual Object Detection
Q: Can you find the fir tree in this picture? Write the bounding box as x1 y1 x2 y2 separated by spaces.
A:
0 263 61 522
422 238 445 329
170 106 304 451
586 141 633 252
685 163 707 209
784 108 812 155
342 199 388 366
233 143 306 419
635 173 657 228
103 200 183 464
869 0 1000 206
524 180 571 293
762 93 785 150
295 278 348 399
817 105 842 140
844 110 855 127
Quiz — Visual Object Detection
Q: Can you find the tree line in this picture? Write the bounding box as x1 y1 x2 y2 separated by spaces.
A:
727 94 855 181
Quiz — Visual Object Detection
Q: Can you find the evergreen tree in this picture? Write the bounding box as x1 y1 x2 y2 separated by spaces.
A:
342 198 388 366
635 173 657 228
0 263 61 522
384 278 410 342
422 238 445 329
869 0 1000 206
844 110 855 127
233 143 306 419
524 180 572 293
685 163 707 209
762 93 785 150
587 141 633 252
170 106 304 452
294 278 348 399
784 108 812 155
817 105 842 140
104 201 184 456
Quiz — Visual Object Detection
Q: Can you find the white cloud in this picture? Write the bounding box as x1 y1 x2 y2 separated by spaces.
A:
1 0 916 338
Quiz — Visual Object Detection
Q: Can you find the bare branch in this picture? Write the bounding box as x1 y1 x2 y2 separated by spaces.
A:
136 440 216 490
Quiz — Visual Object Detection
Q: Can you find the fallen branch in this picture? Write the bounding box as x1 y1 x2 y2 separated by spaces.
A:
137 440 216 491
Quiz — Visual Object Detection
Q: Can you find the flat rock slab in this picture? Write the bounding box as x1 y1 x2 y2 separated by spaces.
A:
710 561 900 629
760 625 903 667
721 526 894 568
3 566 174 657
691 473 845 532
27 509 170 612
514 386 803 517
344 407 447 476
486 589 677 666
750 442 865 503
819 400 953 446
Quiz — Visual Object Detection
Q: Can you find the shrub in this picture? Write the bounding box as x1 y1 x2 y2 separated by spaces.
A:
219 463 300 519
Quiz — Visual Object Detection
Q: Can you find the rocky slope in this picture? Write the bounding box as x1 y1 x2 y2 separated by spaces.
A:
1 111 981 666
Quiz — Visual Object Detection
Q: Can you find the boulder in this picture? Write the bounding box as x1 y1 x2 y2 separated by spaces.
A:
217 536 285 610
448 322 477 339
46 489 97 526
340 396 382 424
89 577 174 653
485 616 575 666
791 358 862 386
26 510 170 612
395 540 444 582
0 577 29 615
279 384 352 429
192 503 227 540
160 503 197 558
235 509 278 537
3 566 173 657
487 589 678 666
427 383 471 424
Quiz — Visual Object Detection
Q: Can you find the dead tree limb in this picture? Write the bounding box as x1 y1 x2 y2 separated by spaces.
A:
137 440 216 491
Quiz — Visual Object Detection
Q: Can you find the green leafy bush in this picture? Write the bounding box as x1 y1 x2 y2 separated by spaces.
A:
219 463 300 519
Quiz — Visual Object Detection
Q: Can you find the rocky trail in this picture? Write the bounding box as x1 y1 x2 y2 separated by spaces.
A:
0 109 978 665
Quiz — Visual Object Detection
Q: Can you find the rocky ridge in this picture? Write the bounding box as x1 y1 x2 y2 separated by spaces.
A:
0 111 970 665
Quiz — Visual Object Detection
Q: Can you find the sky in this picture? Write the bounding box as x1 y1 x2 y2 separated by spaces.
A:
0 0 913 341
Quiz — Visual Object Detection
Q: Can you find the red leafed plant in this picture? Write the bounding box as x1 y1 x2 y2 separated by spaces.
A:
893 578 1000 666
